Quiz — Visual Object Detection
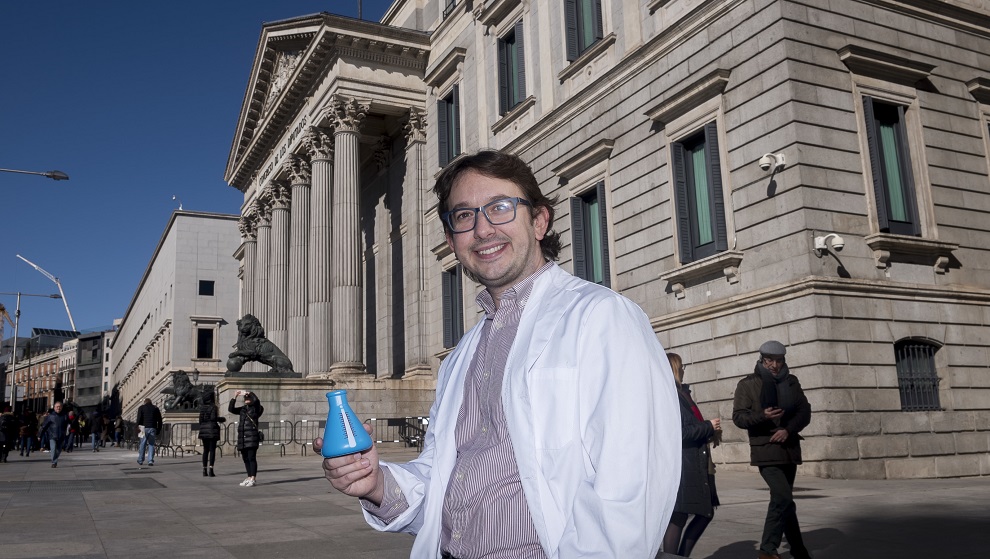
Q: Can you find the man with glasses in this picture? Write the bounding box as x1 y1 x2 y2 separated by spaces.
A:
732 341 813 559
319 150 680 558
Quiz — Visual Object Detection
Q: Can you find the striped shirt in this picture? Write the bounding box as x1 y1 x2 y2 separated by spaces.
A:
439 261 552 559
365 261 552 558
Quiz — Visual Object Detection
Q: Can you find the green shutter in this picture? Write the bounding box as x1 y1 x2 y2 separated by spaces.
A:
570 196 587 279
596 182 611 288
515 20 526 105
704 122 728 252
863 96 890 231
671 142 693 263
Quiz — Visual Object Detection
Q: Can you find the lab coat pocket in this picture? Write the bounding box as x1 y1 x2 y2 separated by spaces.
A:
529 367 579 450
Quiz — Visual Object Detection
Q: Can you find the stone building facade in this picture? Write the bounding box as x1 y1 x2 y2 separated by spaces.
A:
225 0 990 478
112 211 241 420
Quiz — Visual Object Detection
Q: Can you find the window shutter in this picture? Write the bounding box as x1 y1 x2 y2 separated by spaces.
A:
863 96 889 231
596 182 611 288
452 85 461 157
704 122 728 252
497 37 509 115
570 197 587 279
564 0 579 61
442 270 453 348
671 142 693 263
515 21 526 103
592 0 604 41
438 95 450 167
894 105 920 235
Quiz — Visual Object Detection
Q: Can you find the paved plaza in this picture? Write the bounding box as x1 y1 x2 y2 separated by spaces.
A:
0 444 988 558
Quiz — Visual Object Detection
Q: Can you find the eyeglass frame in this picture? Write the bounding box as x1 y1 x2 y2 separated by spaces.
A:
441 197 534 233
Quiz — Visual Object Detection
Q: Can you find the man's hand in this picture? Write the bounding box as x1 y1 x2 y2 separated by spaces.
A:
314 422 385 505
763 406 784 420
769 429 789 443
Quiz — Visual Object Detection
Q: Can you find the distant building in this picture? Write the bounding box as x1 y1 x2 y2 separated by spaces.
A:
2 328 78 412
75 329 117 409
58 338 78 404
112 211 240 419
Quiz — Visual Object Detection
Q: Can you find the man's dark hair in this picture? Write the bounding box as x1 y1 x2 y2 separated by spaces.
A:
433 150 562 261
144 398 152 405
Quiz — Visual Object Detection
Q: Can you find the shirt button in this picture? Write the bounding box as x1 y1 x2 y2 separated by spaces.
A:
455 472 464 481
452 531 461 540
393 487 401 495
481 426 487 433
483 371 490 378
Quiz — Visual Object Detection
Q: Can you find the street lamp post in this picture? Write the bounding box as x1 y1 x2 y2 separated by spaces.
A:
0 168 69 181
1 292 62 414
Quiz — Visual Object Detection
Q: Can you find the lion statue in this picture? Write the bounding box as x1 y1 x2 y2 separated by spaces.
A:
162 371 201 410
227 314 295 374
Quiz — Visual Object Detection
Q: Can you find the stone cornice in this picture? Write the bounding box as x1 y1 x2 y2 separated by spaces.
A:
837 44 936 85
967 77 990 104
425 47 467 87
551 138 614 179
644 68 731 126
650 275 990 332
226 14 429 192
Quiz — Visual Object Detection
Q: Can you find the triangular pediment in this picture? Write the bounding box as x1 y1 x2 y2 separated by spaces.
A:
225 13 430 192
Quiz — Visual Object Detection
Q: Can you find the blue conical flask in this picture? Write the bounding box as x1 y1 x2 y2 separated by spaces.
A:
321 390 374 458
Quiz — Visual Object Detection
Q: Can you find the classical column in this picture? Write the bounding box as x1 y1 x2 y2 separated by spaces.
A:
237 213 258 319
286 155 311 374
253 191 273 332
267 179 291 355
304 127 334 375
401 108 432 376
330 96 369 374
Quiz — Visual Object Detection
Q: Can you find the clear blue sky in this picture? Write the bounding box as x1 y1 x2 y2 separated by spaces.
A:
1 1 394 337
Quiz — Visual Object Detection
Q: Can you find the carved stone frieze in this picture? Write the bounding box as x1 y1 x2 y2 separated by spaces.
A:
403 107 427 144
238 213 258 240
328 95 370 133
263 50 303 116
303 126 334 161
284 155 312 184
269 179 292 209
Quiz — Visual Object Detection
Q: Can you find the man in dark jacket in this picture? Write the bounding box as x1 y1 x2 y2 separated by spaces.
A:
0 406 18 462
38 402 68 468
135 398 163 467
732 340 813 559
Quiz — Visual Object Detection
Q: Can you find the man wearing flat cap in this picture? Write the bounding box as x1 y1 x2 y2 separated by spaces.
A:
732 341 813 559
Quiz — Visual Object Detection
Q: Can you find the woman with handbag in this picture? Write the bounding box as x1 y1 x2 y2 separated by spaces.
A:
198 390 225 477
229 390 264 487
662 352 722 557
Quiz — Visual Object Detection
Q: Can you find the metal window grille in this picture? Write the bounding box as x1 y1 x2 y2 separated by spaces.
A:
894 342 941 411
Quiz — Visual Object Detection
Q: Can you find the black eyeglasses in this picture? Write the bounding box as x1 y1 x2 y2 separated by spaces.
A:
441 197 533 233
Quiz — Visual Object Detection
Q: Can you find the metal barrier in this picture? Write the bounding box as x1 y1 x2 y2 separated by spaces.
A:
223 419 293 457
368 417 428 452
293 419 325 456
165 423 199 458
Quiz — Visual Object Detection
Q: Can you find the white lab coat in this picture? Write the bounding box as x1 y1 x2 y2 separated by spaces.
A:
363 263 681 558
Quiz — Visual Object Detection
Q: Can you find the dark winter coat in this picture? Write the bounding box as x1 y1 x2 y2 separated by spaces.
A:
198 404 225 441
673 386 717 517
0 412 18 443
38 411 69 443
732 367 812 466
229 393 264 450
136 402 163 431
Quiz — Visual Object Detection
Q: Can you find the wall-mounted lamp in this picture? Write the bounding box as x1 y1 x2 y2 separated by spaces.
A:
814 233 845 257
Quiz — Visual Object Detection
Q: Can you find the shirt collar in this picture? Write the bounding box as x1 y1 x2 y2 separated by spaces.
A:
476 260 554 315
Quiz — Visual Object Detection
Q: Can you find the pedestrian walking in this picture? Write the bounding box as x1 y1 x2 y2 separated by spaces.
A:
229 390 263 486
135 398 163 467
37 402 68 467
732 340 813 559
89 411 101 452
662 353 721 557
64 410 79 452
0 406 18 462
113 416 123 447
19 409 38 457
198 390 225 477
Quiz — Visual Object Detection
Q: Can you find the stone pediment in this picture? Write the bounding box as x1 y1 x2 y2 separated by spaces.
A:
225 13 430 192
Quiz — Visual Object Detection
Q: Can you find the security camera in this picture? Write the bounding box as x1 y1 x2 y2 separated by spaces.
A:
813 233 845 257
759 153 785 173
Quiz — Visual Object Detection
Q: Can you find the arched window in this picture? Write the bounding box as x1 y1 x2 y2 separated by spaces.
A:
894 339 941 411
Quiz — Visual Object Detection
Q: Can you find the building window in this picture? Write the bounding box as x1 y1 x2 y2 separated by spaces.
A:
570 182 611 287
198 280 215 296
498 22 526 115
671 121 728 263
894 340 941 411
438 85 461 167
864 97 920 236
443 0 457 19
441 265 464 348
196 328 215 360
565 0 603 61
